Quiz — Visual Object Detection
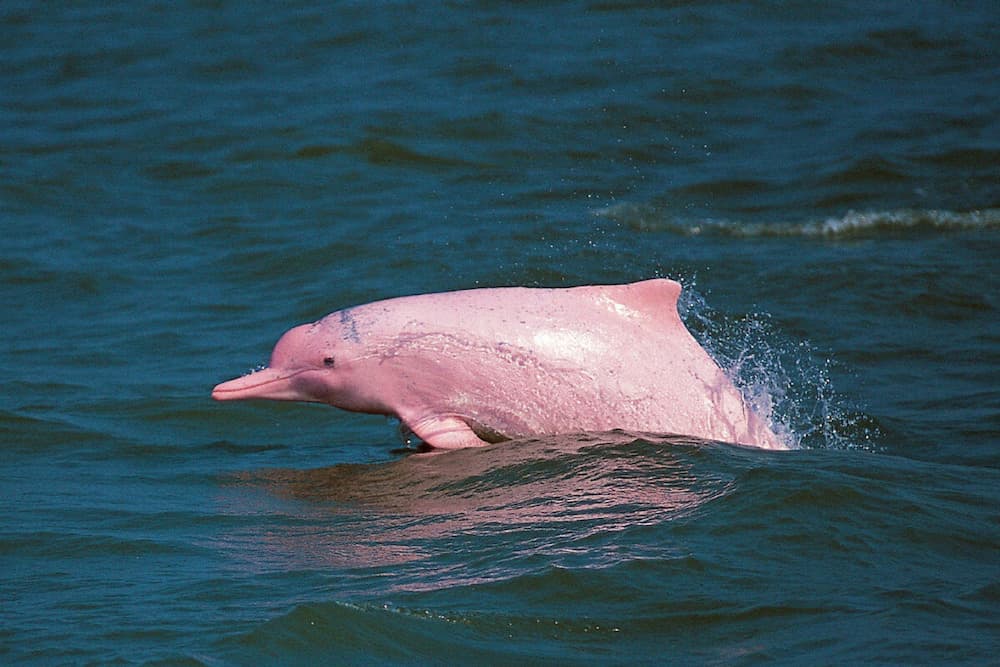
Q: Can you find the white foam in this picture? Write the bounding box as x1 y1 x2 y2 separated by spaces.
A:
594 205 1000 238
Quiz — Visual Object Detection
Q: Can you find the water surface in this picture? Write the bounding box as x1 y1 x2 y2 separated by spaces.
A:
2 1 998 664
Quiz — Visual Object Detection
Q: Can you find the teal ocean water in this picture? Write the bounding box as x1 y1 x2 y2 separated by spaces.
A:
2 2 998 664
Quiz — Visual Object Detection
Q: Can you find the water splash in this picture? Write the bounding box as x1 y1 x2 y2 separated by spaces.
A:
676 282 881 451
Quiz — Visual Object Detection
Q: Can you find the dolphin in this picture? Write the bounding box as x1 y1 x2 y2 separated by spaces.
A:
212 279 787 450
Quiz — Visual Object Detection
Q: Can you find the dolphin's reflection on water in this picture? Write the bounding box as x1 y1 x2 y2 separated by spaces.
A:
216 433 743 590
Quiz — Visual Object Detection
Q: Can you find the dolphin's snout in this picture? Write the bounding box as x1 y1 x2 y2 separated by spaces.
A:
211 367 308 402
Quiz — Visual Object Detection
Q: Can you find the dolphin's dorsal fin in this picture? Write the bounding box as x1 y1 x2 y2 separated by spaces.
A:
584 278 682 321
624 278 681 307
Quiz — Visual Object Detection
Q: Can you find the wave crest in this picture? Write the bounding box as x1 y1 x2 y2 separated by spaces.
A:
595 205 1000 238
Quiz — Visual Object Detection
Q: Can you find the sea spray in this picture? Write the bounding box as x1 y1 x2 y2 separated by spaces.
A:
675 280 881 451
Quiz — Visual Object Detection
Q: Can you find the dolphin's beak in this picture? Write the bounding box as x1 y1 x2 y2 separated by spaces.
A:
211 368 308 401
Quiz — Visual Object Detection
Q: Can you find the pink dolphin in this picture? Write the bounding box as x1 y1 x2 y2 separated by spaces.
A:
212 279 787 450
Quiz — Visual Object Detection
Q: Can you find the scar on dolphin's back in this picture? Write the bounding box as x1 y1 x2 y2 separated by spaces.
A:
339 308 362 343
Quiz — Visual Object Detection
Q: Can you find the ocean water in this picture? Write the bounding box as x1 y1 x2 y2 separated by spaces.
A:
2 1 998 664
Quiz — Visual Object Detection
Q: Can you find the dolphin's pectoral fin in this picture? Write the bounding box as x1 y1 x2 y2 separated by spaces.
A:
405 415 492 450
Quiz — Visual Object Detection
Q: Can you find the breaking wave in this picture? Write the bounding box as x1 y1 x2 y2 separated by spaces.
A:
595 205 1000 238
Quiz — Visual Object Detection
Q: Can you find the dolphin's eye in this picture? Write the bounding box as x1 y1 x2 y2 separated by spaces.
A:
323 356 335 368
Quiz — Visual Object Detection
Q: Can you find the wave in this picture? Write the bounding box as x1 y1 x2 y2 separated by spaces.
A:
207 447 1000 666
291 136 480 171
594 205 1000 238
